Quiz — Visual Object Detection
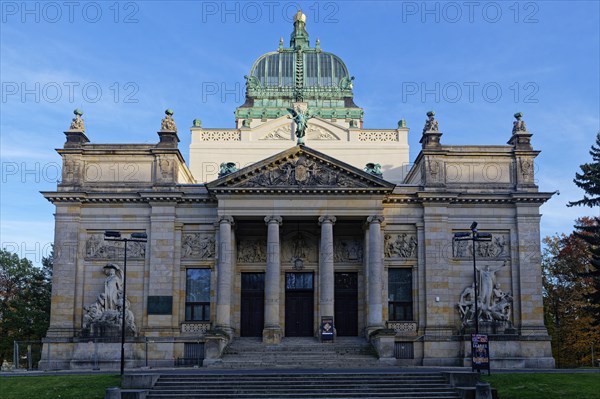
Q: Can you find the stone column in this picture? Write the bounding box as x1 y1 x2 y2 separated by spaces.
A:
215 215 234 336
367 215 385 334
318 216 336 325
263 215 283 344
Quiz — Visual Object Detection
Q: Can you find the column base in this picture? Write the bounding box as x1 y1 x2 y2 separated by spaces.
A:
262 327 282 344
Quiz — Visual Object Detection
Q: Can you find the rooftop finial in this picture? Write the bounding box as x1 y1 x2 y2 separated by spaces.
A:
161 109 177 131
69 109 85 131
294 10 306 23
290 9 309 49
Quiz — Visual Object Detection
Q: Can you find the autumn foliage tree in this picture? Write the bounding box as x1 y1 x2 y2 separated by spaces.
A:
542 218 600 368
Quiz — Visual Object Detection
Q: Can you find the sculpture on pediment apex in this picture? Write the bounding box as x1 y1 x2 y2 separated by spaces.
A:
287 106 313 145
161 109 177 131
422 111 439 133
69 109 85 131
364 163 383 178
512 112 527 133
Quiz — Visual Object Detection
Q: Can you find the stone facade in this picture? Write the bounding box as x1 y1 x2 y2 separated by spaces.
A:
39 14 554 370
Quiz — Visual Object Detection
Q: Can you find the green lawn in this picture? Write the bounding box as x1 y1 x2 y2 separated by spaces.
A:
483 373 600 399
0 374 120 399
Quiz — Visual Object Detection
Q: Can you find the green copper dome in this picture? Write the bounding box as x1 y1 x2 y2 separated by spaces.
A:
236 10 363 123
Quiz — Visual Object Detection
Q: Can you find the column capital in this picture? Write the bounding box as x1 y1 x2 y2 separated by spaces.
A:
318 215 336 225
367 215 385 224
216 215 234 225
264 215 283 226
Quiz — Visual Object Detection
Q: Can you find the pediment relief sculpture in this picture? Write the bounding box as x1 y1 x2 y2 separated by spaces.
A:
245 155 367 188
305 126 340 141
260 125 293 140
452 233 509 259
333 238 363 262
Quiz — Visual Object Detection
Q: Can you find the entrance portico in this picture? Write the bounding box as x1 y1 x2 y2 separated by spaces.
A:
207 145 394 343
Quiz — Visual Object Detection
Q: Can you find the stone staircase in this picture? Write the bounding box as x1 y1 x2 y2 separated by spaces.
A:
208 337 381 369
146 372 463 398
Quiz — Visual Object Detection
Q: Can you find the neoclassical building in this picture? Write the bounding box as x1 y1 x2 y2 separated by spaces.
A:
40 12 554 369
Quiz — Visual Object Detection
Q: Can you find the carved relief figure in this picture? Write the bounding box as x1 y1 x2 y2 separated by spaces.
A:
478 261 507 308
333 239 363 262
512 112 527 133
86 233 146 260
452 234 508 259
237 240 267 263
422 111 439 133
384 233 418 258
182 233 215 259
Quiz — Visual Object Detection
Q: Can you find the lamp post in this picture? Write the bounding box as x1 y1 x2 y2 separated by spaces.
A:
104 231 147 376
453 222 492 335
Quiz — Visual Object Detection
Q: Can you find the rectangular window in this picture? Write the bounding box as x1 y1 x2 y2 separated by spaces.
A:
185 269 211 321
286 272 313 290
388 268 413 321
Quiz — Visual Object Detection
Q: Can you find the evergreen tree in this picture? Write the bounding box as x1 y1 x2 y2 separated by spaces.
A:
568 132 600 324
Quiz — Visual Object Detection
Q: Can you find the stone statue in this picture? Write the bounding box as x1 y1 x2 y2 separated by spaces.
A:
69 109 85 131
477 261 507 308
457 260 513 327
364 163 383 178
218 162 238 178
81 263 137 336
423 111 439 133
512 112 527 133
161 109 177 131
287 107 313 145
103 263 122 311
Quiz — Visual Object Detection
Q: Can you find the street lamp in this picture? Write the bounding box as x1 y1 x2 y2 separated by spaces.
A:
453 222 492 334
104 230 147 376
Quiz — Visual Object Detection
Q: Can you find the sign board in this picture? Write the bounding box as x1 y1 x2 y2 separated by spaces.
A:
320 316 334 341
471 333 490 374
147 296 173 315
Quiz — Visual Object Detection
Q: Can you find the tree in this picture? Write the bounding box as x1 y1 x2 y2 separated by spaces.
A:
568 132 600 324
542 224 600 367
0 249 52 366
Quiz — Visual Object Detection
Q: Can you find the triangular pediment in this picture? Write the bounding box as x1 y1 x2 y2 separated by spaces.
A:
206 145 395 194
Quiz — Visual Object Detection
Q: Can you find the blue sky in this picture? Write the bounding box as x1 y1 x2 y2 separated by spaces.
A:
1 0 599 265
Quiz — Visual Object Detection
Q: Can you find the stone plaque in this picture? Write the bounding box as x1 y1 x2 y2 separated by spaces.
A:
147 296 173 315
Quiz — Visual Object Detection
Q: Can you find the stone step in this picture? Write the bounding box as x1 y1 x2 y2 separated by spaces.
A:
146 372 461 399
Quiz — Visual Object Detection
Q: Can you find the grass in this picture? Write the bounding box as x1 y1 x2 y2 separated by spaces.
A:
483 373 600 399
0 374 121 399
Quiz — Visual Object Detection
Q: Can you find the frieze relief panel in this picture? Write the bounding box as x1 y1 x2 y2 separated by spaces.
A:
452 232 509 259
384 233 418 259
305 126 340 141
333 238 363 262
237 239 267 263
85 233 146 260
181 233 215 259
281 232 318 263
260 125 293 140
245 155 367 188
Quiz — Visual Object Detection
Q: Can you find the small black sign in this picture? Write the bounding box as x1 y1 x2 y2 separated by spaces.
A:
321 316 334 341
147 296 173 315
471 333 490 374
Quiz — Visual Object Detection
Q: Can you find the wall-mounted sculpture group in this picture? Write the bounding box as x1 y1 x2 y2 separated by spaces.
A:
457 261 513 327
82 263 137 337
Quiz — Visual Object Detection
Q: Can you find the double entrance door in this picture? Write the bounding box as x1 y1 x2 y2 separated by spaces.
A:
239 271 358 337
